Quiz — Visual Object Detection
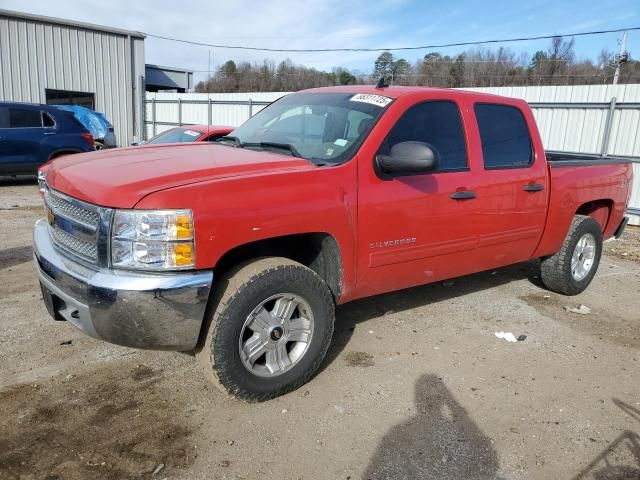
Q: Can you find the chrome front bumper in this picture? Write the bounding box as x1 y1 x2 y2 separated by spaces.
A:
33 219 213 350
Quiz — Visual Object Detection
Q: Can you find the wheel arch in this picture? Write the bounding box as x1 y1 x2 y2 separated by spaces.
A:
48 148 83 160
212 232 343 302
575 199 613 232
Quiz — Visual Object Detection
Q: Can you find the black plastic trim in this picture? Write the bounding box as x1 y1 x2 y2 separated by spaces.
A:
546 151 633 167
614 216 629 239
449 190 477 200
548 158 632 167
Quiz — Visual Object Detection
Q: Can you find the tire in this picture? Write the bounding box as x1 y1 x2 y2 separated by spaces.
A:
540 215 603 296
197 257 335 401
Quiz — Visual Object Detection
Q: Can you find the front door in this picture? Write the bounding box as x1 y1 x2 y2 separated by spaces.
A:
356 97 481 299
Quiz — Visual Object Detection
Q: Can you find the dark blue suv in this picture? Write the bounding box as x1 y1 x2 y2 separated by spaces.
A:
0 102 95 175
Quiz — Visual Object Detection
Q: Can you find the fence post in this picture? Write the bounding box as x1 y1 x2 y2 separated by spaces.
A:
151 97 156 137
248 98 253 118
207 98 212 126
178 98 182 126
600 96 617 157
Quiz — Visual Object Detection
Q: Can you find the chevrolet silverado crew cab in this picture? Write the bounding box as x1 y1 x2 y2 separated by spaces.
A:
34 86 632 401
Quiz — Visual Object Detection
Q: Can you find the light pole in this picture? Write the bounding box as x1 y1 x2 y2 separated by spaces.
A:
613 32 628 85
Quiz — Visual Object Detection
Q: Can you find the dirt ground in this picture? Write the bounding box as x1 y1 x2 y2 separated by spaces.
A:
1 178 639 480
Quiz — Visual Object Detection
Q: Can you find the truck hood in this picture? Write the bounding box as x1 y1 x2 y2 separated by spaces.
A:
46 143 314 208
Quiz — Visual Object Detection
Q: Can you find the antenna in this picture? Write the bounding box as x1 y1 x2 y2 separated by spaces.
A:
207 50 212 138
375 76 389 89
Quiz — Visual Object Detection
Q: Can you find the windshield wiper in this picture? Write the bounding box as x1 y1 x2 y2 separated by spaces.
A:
216 137 311 162
241 142 303 158
216 135 242 146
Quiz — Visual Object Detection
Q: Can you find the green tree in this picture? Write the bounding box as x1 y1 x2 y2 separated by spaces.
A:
374 51 410 83
449 54 466 87
337 69 356 85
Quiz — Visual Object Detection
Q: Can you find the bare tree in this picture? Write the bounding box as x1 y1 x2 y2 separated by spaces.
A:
195 37 639 93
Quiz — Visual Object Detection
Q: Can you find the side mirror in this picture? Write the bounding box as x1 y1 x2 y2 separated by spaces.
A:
376 141 440 176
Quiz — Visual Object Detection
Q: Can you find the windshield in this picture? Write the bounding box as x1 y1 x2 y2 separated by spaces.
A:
225 92 392 164
146 128 204 145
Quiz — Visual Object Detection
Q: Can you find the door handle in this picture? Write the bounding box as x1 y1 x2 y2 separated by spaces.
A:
523 183 544 192
449 190 477 200
44 132 56 136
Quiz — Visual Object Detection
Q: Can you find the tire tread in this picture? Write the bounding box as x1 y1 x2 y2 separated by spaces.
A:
197 257 334 401
540 215 602 295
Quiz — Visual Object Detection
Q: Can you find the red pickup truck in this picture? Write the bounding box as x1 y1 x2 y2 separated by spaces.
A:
34 86 632 401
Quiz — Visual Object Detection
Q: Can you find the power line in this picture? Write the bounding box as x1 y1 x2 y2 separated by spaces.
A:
146 26 640 53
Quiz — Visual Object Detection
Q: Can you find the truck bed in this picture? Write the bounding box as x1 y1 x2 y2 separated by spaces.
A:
533 151 633 259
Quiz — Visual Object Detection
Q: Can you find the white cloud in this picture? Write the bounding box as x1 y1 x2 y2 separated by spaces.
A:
1 0 410 81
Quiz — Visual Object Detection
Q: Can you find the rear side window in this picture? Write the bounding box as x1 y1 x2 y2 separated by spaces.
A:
42 112 56 128
9 108 42 128
0 108 8 128
379 100 468 172
146 128 204 144
475 104 532 169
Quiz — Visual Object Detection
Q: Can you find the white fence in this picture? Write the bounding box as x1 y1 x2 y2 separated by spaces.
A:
145 85 640 225
145 92 287 137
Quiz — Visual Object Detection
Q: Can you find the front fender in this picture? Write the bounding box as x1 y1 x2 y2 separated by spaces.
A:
135 161 359 301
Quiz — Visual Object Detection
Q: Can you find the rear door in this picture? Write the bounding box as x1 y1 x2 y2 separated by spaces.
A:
471 102 548 270
0 107 46 173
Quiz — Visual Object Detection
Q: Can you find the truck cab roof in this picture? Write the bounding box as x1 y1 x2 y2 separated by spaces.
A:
302 84 512 102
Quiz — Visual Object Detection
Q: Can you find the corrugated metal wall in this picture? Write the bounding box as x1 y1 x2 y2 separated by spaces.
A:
0 11 145 146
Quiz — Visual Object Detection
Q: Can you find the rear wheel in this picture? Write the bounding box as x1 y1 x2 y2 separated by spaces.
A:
540 215 603 295
197 257 335 401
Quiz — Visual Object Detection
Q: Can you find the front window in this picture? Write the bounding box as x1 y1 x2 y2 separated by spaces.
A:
146 128 204 145
225 92 392 164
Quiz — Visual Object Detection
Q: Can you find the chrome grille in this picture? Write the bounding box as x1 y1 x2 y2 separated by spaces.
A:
46 191 100 229
50 227 98 261
45 188 106 264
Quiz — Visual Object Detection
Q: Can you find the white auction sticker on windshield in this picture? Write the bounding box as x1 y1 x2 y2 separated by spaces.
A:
349 93 392 107
184 130 201 137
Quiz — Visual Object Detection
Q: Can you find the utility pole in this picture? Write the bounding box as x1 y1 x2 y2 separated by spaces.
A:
613 32 628 85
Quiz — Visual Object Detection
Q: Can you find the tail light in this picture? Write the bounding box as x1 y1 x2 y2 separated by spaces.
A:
82 133 94 148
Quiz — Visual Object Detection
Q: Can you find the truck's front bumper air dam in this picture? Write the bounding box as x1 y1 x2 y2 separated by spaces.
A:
33 219 213 350
614 216 629 239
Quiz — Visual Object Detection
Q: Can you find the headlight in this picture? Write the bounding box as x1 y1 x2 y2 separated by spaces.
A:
111 209 195 270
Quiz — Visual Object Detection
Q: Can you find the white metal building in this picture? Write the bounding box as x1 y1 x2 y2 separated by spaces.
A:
0 9 146 145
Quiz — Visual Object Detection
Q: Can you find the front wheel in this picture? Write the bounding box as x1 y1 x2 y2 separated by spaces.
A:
540 215 603 295
197 257 335 401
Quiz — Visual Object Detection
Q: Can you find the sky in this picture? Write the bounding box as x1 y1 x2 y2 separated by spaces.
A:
2 0 639 84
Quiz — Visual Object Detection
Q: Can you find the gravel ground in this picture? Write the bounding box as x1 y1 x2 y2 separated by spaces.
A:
1 179 639 480
604 223 640 263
